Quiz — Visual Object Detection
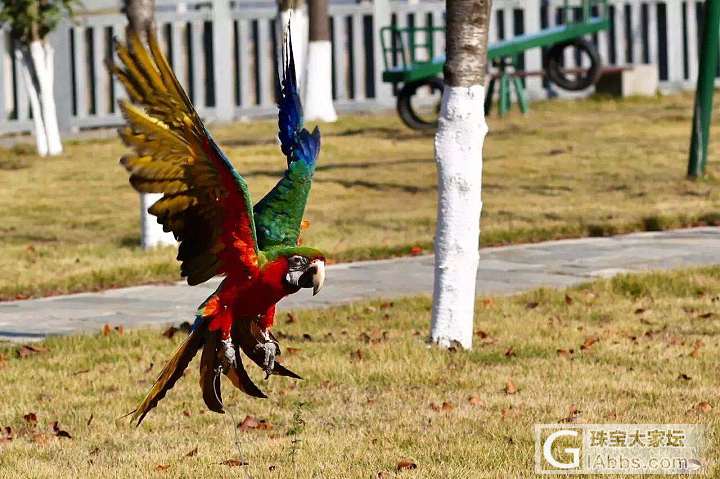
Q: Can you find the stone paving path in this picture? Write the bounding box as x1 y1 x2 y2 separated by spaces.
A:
1 227 718 342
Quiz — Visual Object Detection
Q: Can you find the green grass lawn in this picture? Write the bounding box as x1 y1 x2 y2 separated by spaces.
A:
1 92 719 300
0 266 718 477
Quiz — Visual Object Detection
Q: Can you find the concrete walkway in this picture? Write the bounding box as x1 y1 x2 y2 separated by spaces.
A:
1 227 719 342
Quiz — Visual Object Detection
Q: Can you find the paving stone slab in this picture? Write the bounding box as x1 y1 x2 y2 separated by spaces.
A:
1 227 718 342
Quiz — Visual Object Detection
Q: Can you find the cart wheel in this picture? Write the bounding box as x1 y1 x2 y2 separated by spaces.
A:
544 38 602 92
397 77 444 130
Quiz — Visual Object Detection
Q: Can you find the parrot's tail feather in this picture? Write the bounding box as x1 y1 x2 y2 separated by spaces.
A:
226 349 268 398
272 362 303 380
200 331 226 414
128 324 205 426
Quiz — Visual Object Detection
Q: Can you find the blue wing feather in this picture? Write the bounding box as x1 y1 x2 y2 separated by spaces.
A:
253 26 321 249
277 33 304 161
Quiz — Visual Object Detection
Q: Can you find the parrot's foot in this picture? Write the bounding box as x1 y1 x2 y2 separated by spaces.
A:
217 337 236 373
253 335 280 379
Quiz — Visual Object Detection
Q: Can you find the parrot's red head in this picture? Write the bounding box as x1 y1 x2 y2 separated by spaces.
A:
264 246 326 296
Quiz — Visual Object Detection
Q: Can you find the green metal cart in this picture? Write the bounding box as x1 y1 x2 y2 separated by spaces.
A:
380 0 611 129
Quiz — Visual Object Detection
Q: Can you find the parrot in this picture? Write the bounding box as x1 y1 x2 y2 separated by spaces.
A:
108 27 325 425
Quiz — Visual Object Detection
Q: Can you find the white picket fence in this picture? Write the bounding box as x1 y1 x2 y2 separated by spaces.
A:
0 0 714 134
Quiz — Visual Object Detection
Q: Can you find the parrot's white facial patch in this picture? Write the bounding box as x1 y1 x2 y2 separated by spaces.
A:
284 256 325 295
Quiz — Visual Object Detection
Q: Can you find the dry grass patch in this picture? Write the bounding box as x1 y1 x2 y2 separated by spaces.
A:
0 266 719 477
1 92 719 299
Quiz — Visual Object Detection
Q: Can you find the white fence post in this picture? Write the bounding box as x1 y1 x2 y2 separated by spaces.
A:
51 22 74 133
373 0 394 105
0 0 712 135
523 0 543 99
665 0 685 88
212 0 235 121
686 0 699 82
0 32 6 123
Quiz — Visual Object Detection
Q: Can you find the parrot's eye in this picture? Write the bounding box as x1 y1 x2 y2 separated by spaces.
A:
287 255 308 271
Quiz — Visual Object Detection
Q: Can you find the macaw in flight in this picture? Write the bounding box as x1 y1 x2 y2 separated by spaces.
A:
109 26 324 425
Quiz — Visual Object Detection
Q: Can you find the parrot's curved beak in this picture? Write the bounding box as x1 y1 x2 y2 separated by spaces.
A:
290 258 326 295
311 259 325 296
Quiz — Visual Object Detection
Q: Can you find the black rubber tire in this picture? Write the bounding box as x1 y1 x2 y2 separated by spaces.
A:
396 77 444 130
544 38 602 91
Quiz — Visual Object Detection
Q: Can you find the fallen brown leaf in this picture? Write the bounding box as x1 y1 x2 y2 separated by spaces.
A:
504 347 516 358
52 421 72 439
350 349 364 360
155 464 170 471
430 401 455 412
500 407 516 418
23 412 38 425
559 405 582 423
505 379 518 395
397 458 417 471
557 348 575 359
678 373 692 381
16 344 48 359
481 298 495 307
696 402 712 413
580 336 599 350
0 426 12 443
237 415 272 431
698 312 714 319
690 340 704 358
31 432 50 444
409 246 423 256
185 447 198 457
221 459 249 467
467 394 484 406
564 294 573 305
102 324 112 336
526 301 540 310
285 347 301 355
285 313 297 324
86 414 94 427
429 401 454 412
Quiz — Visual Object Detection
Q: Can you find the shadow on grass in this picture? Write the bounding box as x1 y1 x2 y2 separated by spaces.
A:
241 157 434 178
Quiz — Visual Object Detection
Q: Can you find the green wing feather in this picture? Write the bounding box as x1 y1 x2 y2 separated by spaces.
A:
253 31 320 249
110 30 259 285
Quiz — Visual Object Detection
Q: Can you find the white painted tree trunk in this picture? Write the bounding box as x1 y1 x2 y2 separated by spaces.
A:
30 41 62 155
430 85 488 349
16 49 48 157
16 40 63 157
278 6 308 90
303 40 337 122
141 193 176 249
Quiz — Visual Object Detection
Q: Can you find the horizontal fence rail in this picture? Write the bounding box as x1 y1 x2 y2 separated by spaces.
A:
0 0 716 135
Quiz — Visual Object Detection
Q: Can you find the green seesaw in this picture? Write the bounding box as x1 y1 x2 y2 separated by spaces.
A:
380 0 610 129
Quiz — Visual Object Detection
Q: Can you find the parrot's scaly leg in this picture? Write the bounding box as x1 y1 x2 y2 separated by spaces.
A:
218 336 237 373
254 329 280 379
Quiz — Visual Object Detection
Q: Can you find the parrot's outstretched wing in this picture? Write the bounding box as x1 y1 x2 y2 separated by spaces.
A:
253 32 321 249
110 30 259 285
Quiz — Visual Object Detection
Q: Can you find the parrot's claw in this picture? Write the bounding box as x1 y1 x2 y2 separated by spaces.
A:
254 339 280 379
218 338 236 373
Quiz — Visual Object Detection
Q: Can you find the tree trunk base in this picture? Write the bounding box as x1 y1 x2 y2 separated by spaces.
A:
430 85 487 349
141 193 177 249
